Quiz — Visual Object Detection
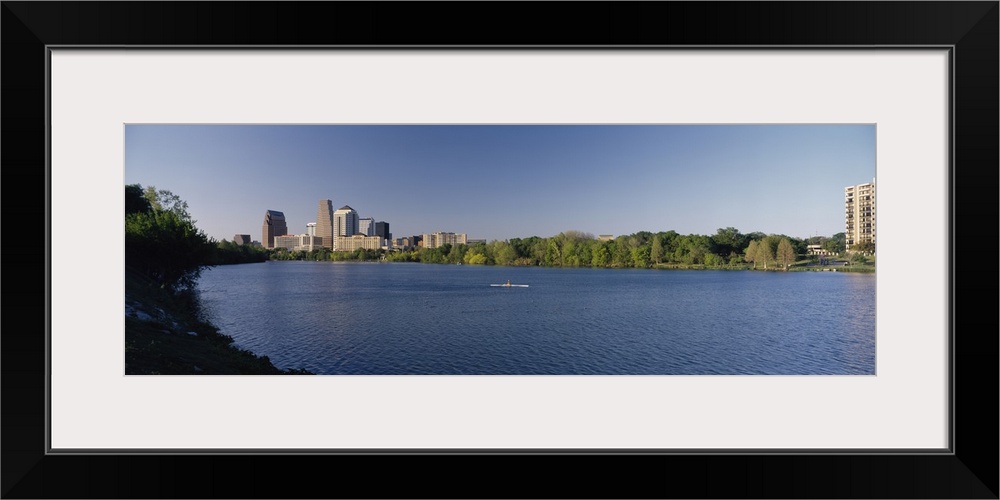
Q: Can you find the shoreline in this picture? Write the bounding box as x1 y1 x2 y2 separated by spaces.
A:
124 270 313 375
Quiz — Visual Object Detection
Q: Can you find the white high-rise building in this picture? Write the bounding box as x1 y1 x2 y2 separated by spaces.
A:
306 222 317 237
845 179 875 251
333 205 359 250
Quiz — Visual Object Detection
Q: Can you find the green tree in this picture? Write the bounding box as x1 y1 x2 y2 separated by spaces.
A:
610 238 631 267
728 253 744 267
756 236 780 270
464 242 489 264
561 230 595 242
689 235 711 264
577 241 593 268
852 241 875 255
211 238 268 265
632 245 651 268
674 235 709 265
491 241 517 266
823 233 846 254
125 185 213 293
125 184 153 215
544 240 561 266
591 244 610 267
759 241 774 270
508 238 528 260
447 243 466 264
143 185 192 222
561 238 578 267
464 251 488 265
711 227 746 257
313 247 331 261
776 238 796 271
661 231 680 262
744 240 759 269
650 236 663 265
703 253 720 267
530 237 548 264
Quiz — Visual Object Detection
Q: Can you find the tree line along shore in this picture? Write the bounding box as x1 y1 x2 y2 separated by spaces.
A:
265 228 874 272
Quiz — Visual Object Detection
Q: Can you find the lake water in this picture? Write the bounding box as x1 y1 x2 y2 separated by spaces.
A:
195 261 875 375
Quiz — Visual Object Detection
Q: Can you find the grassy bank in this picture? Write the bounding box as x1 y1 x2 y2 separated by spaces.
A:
125 267 312 375
790 265 876 273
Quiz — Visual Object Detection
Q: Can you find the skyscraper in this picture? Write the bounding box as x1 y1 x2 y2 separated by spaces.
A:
845 179 875 251
358 217 375 236
262 210 287 249
316 199 334 249
333 205 359 250
374 221 390 244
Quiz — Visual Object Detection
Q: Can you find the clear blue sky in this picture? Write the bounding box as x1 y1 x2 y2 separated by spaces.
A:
124 124 875 243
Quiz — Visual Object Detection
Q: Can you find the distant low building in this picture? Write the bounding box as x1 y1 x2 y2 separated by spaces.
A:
335 234 384 252
272 235 299 251
422 231 467 249
233 234 251 245
466 239 486 246
274 234 323 252
393 236 416 250
598 235 614 241
296 235 324 252
806 244 831 256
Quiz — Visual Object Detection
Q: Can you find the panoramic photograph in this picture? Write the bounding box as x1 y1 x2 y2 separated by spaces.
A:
124 124 876 375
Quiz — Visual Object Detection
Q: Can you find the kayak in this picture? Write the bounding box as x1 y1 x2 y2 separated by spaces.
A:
490 284 529 287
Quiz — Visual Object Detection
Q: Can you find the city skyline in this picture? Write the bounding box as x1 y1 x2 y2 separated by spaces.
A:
124 124 876 243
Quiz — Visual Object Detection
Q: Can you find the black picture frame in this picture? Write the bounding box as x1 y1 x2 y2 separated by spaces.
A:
3 2 997 498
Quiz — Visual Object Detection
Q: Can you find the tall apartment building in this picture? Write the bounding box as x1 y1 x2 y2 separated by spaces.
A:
261 210 287 249
845 180 876 250
422 231 468 249
333 205 359 250
316 199 335 249
358 217 375 237
305 222 317 237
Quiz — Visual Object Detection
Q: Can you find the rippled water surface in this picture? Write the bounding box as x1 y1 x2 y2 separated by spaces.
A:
195 262 875 375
